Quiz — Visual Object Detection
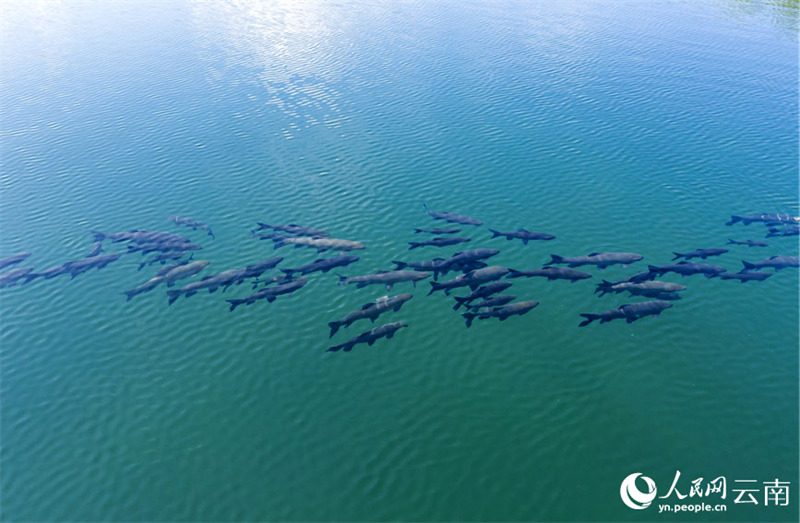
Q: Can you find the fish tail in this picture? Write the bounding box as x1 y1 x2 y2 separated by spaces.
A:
489 229 501 238
672 252 683 261
408 242 421 250
452 297 467 311
462 313 475 327
328 321 341 338
579 314 599 327
280 268 296 276
90 231 106 242
256 222 270 231
428 281 444 295
741 261 756 271
725 215 742 226
123 290 136 302
726 239 737 245
335 273 348 286
507 268 522 278
166 290 181 305
227 299 242 311
326 343 344 353
392 260 407 270
546 254 563 266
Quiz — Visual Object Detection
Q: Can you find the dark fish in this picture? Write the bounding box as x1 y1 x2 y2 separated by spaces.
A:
326 321 408 352
647 262 726 278
765 225 800 238
271 235 365 253
23 264 70 283
507 267 592 283
93 230 191 245
169 216 214 238
328 294 413 337
489 229 555 244
162 260 209 287
452 281 513 310
742 256 799 271
241 257 284 280
577 307 626 327
462 300 539 327
719 271 772 283
123 276 166 301
0 252 31 271
167 269 249 304
433 249 500 278
423 203 482 226
414 227 462 235
727 239 769 247
337 270 430 290
428 274 471 295
449 260 489 272
392 258 446 271
139 251 191 270
63 254 121 278
465 294 516 311
464 266 509 289
281 256 359 277
671 248 728 261
546 252 643 269
128 241 203 255
595 280 686 297
579 300 673 326
726 214 799 226
227 278 308 310
0 267 34 288
255 222 329 237
408 237 471 250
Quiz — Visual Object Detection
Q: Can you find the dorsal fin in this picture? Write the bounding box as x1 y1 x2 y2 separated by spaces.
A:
588 252 600 257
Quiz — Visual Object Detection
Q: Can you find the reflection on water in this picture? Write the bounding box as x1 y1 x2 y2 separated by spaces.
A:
192 0 361 138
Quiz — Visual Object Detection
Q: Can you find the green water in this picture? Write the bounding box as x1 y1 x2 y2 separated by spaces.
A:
0 0 798 521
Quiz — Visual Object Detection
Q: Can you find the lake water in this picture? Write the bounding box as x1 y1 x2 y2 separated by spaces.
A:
1 0 798 521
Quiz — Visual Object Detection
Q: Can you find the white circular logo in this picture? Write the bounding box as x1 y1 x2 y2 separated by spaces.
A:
620 473 657 510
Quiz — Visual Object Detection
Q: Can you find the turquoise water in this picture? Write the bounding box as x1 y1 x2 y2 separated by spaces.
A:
1 0 798 521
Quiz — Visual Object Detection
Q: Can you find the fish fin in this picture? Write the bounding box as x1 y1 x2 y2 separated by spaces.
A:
742 261 756 271
335 273 348 286
326 344 343 352
226 300 240 311
392 261 406 270
489 229 501 238
588 252 600 256
167 290 181 305
408 242 421 250
452 297 467 311
462 313 475 327
521 238 529 245
368 339 375 346
725 215 742 226
578 314 599 327
546 254 563 266
626 317 636 323
267 296 277 303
